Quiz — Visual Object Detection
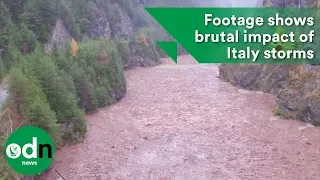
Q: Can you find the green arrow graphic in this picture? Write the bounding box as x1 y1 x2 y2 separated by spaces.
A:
156 41 178 63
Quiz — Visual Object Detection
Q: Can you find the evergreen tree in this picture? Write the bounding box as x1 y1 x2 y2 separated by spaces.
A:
4 40 22 70
115 39 131 68
5 20 21 45
9 67 61 146
70 62 98 112
0 1 10 29
58 0 81 40
0 56 5 79
0 19 18 56
24 48 87 137
38 0 57 27
0 1 12 57
0 29 8 56
18 23 37 54
3 0 24 23
95 86 109 107
51 41 59 57
70 0 90 35
52 46 73 73
19 0 43 42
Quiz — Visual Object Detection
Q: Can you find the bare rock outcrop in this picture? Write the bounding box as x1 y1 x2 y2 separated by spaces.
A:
263 0 317 7
275 66 320 125
109 3 134 38
87 0 111 39
45 19 72 52
219 64 296 94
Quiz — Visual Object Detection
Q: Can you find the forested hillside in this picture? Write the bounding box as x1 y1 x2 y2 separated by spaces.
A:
0 0 163 179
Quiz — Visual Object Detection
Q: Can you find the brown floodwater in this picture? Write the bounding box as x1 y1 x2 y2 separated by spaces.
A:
42 55 320 180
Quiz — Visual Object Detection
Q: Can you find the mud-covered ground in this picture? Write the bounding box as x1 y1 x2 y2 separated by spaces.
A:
42 55 320 180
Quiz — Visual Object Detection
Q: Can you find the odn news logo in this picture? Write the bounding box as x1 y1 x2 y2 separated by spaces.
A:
5 126 55 175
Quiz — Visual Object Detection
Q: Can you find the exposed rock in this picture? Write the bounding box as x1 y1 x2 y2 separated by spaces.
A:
257 65 297 94
263 0 317 7
275 66 320 125
219 64 263 90
87 0 111 39
44 0 159 71
219 64 296 94
45 19 72 52
109 3 134 38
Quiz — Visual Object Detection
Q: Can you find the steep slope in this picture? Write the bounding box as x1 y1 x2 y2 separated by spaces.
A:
219 0 320 125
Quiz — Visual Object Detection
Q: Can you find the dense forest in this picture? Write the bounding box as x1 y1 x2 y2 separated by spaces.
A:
0 0 167 179
2 0 318 179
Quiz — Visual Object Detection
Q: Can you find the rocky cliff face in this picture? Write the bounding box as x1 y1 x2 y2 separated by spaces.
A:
45 19 73 52
264 0 317 7
274 66 320 125
109 3 134 38
219 0 320 125
219 64 297 94
46 1 160 69
48 1 134 44
87 0 112 39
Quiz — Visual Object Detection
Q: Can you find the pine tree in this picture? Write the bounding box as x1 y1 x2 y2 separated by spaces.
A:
4 40 22 70
19 0 43 42
0 0 143 149
0 1 10 29
94 86 109 107
0 56 5 79
9 67 61 146
0 29 8 56
38 0 57 27
5 20 21 45
24 49 87 136
70 0 90 35
70 62 97 112
115 39 131 68
58 0 81 40
51 41 59 57
18 23 37 54
4 0 24 23
52 46 73 73
0 2 10 55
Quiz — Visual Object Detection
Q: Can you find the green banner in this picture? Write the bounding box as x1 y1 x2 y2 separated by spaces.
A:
146 8 320 64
